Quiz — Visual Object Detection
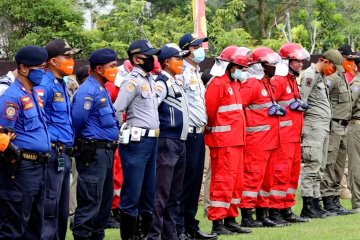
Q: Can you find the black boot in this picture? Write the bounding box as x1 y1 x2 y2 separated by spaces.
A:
212 220 237 235
333 195 354 215
268 209 291 226
120 212 137 240
223 217 252 234
256 208 286 227
300 197 327 218
137 213 153 239
280 208 309 223
240 208 263 228
187 229 218 240
314 198 336 217
323 196 343 216
107 211 120 229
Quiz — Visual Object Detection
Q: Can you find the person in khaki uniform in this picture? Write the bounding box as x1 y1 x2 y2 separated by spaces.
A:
300 49 342 219
347 59 360 212
320 68 352 215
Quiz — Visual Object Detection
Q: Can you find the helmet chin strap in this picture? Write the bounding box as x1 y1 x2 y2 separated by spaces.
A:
289 65 300 77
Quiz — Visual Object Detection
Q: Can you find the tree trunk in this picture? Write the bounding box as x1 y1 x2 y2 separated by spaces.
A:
258 0 267 39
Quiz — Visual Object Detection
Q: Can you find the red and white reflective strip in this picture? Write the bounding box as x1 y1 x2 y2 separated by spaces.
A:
270 190 287 197
242 191 258 198
280 120 293 127
246 124 270 133
211 125 231 133
246 102 272 110
114 189 121 197
210 198 242 208
287 188 297 194
218 104 243 113
258 190 270 197
278 99 295 107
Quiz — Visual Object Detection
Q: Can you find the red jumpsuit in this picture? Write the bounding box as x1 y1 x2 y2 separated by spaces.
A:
105 81 123 209
239 77 280 209
270 74 303 209
205 74 246 221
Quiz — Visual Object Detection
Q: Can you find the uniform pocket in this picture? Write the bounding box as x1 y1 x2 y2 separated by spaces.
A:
99 107 115 128
23 109 40 131
44 190 57 218
0 190 23 221
50 102 68 123
77 176 99 204
141 91 152 107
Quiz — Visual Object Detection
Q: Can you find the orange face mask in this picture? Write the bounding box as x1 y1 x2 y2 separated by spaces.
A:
343 59 356 73
53 58 75 75
323 64 336 76
169 58 184 75
102 67 118 82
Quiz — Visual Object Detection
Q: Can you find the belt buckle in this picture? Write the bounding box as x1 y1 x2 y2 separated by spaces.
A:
155 129 160 137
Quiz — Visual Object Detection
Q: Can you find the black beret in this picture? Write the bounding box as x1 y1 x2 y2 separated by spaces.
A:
15 46 48 67
89 48 117 65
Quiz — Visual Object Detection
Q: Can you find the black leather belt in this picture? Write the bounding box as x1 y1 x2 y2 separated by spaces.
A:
332 119 349 127
20 150 50 164
51 142 74 156
80 139 118 150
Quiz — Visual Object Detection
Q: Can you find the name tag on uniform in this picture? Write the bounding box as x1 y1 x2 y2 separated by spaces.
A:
141 84 150 92
100 97 107 107
21 96 34 110
53 92 65 102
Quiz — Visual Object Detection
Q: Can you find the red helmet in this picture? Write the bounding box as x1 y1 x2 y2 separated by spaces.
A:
218 45 250 67
123 59 133 73
279 43 310 61
249 47 281 65
151 57 162 74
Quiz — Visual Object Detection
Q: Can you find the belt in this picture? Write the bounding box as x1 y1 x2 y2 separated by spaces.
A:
140 128 160 138
350 119 360 125
332 119 349 127
80 139 118 150
188 126 205 134
51 142 74 156
20 150 50 164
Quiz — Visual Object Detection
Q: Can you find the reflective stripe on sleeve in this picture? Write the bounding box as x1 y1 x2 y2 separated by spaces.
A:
287 188 297 194
278 99 295 107
242 191 258 197
211 125 231 132
270 190 287 197
246 102 272 110
259 190 270 197
280 120 293 127
218 104 243 113
246 125 270 133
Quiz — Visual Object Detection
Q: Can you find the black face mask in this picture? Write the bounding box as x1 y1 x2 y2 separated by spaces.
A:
138 56 155 72
262 64 276 78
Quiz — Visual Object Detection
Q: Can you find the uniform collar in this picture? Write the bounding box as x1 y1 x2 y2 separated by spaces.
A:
184 60 200 72
133 66 149 77
88 75 105 91
14 79 29 93
162 70 184 86
45 70 65 85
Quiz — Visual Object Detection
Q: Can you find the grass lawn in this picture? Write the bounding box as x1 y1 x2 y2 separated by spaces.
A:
66 197 360 240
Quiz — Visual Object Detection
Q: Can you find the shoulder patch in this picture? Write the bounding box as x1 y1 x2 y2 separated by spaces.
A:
83 101 92 110
2 101 19 121
306 78 313 87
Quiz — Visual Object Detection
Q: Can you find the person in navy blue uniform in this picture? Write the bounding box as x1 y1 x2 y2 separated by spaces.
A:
0 46 51 239
40 39 80 240
114 39 160 240
71 48 119 240
148 43 190 240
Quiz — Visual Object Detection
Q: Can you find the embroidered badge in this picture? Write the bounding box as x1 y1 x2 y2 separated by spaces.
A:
286 86 291 93
53 92 65 102
21 96 34 110
141 84 150 92
261 89 268 96
306 78 313 87
2 102 19 120
83 101 92 110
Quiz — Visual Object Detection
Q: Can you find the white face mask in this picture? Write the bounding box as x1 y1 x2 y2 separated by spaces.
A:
192 47 206 63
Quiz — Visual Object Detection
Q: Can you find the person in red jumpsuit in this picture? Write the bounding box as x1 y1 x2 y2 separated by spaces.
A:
239 47 287 228
205 46 252 236
269 43 310 223
105 60 133 226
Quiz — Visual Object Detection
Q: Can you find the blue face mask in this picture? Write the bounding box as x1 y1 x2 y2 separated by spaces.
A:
192 47 205 63
63 76 69 84
231 68 243 80
28 69 45 86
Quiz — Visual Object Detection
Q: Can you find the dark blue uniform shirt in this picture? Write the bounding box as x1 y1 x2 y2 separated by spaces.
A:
39 71 74 146
0 79 51 152
72 76 119 141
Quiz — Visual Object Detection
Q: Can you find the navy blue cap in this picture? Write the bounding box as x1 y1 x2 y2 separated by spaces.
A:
179 33 208 50
158 43 191 62
89 48 117 65
127 39 160 57
15 46 48 67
